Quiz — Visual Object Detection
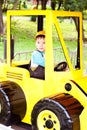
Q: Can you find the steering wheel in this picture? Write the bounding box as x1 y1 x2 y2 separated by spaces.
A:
54 61 68 71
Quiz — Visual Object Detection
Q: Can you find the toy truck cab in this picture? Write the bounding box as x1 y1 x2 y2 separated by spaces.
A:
0 10 87 130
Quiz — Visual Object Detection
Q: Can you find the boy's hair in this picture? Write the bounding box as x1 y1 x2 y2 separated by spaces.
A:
36 35 45 39
35 30 45 39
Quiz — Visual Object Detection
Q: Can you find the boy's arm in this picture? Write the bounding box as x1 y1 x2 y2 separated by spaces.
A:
31 51 45 67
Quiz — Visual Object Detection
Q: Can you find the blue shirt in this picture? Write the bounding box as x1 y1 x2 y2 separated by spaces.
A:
31 50 45 67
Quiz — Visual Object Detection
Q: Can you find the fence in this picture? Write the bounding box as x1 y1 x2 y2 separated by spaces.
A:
0 48 77 67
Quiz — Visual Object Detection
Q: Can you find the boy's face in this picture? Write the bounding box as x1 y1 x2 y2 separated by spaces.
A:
36 37 45 52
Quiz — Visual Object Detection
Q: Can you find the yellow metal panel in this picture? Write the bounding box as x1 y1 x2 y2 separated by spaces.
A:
7 11 11 66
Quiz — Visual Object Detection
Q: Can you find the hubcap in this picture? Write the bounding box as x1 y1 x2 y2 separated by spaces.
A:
45 120 53 129
37 110 60 130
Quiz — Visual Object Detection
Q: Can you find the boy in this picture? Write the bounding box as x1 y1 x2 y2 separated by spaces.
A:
29 30 45 79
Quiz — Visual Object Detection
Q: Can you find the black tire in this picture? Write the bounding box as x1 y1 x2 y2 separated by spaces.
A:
0 88 11 125
31 98 72 130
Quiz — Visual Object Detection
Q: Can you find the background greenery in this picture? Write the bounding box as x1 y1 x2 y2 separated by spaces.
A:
0 16 87 73
0 17 87 57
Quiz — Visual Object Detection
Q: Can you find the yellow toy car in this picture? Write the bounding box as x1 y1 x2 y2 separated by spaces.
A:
0 10 87 130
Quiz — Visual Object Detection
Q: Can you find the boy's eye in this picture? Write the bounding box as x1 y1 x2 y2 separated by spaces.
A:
37 42 40 44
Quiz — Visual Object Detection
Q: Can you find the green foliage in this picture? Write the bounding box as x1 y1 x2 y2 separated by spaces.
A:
11 18 37 52
11 18 36 40
63 0 87 11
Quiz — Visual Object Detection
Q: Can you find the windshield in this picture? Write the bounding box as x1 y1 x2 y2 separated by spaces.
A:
52 16 80 71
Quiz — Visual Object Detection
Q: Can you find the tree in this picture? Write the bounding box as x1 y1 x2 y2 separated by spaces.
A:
12 0 20 9
51 0 87 42
0 0 4 35
63 0 87 42
51 0 63 10
0 0 27 35
63 0 87 11
34 0 48 9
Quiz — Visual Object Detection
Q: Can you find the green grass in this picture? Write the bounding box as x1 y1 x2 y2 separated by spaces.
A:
11 19 36 44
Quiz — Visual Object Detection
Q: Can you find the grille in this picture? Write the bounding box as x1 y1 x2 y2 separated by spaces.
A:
6 72 23 80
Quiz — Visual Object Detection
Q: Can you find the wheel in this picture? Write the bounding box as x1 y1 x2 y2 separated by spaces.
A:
0 88 11 125
54 61 68 71
31 98 72 130
0 81 27 125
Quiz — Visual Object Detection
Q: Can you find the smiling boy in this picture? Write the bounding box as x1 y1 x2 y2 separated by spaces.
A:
29 30 45 79
31 30 45 68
